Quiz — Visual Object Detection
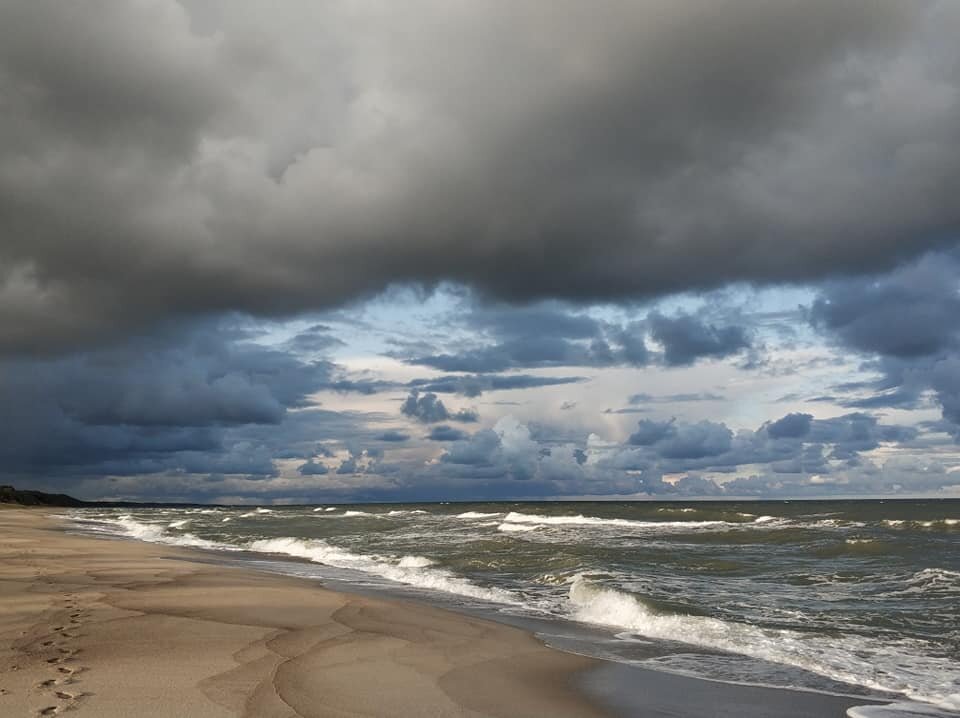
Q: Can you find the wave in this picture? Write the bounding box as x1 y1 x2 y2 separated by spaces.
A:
883 519 959 530
500 511 730 530
497 522 537 533
107 516 229 551
168 519 190 529
567 575 960 710
903 568 960 597
238 511 264 518
247 537 518 604
456 511 502 519
847 702 960 717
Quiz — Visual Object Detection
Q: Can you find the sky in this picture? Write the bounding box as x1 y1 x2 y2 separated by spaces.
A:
2 1 960 503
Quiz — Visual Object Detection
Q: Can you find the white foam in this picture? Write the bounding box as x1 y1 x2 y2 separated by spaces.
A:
114 516 165 542
567 575 960 711
497 522 537 533
848 702 960 717
168 519 190 529
397 556 433 568
103 516 229 551
753 515 778 523
255 508 273 514
456 511 502 519
501 511 727 530
909 568 960 590
342 510 378 517
313 507 325 512
247 537 518 604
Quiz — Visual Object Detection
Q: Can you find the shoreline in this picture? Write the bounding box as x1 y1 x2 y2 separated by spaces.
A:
1 507 888 717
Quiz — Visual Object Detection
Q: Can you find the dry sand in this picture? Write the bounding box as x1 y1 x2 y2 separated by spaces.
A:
0 507 606 717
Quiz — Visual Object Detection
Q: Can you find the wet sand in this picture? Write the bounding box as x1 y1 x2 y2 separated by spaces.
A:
0 507 885 717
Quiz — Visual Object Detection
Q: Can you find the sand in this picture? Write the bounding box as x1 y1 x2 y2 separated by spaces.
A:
0 507 604 717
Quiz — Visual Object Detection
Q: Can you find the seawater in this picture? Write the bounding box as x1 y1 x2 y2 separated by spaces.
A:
67 500 960 715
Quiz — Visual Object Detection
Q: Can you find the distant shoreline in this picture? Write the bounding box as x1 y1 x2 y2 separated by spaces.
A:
4 485 958 509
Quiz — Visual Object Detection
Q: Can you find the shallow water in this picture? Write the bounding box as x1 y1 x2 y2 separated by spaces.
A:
68 499 960 714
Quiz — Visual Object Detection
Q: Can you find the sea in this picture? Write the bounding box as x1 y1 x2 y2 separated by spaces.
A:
66 500 960 716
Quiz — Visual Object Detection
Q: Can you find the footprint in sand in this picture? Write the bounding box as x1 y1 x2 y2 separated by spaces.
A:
45 690 89 714
45 650 78 665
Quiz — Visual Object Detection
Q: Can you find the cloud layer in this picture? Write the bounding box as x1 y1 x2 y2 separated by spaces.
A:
3 1 959 354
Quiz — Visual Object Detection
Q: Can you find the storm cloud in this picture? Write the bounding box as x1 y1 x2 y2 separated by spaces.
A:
2 1 960 355
2 2 959 502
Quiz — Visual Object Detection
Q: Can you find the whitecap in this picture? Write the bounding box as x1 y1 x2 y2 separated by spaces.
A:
247 537 518 604
567 575 960 710
497 522 537 533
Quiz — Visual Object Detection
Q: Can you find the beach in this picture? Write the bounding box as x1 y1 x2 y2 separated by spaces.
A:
0 507 892 717
0 507 604 717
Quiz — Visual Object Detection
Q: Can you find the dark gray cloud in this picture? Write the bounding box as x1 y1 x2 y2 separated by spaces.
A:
0 319 382 487
410 337 613 373
655 421 734 459
648 312 751 366
766 412 813 439
426 425 469 442
808 250 960 435
298 459 329 476
405 302 755 372
617 410 918 480
375 430 410 443
810 252 960 359
2 2 958 355
399 391 479 424
417 408 937 499
628 419 678 446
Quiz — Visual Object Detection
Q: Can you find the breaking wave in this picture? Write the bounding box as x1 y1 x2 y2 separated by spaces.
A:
107 515 229 551
567 575 960 711
247 537 518 604
500 511 731 530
